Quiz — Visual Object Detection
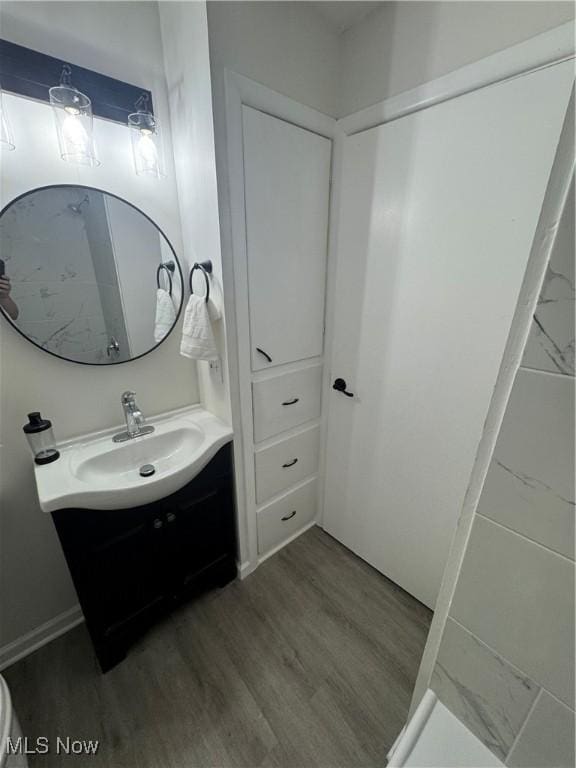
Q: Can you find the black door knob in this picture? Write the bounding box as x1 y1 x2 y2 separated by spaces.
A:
333 378 354 397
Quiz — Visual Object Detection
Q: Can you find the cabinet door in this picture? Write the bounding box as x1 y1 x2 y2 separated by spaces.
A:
242 106 331 371
77 512 167 637
164 479 235 598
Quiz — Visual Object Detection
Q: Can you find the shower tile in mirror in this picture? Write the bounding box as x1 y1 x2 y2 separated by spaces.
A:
0 185 183 364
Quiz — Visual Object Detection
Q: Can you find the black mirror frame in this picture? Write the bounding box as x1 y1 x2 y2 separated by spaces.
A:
0 183 185 366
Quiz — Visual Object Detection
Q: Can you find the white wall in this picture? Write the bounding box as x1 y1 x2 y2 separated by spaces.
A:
0 2 200 652
206 1 575 120
159 1 230 423
339 1 575 115
207 1 341 117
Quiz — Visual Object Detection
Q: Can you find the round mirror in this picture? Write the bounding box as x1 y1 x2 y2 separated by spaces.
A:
0 185 183 365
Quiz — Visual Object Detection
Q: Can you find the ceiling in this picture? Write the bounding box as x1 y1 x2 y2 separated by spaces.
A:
311 2 384 33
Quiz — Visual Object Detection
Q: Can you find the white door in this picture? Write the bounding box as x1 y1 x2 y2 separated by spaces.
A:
323 62 574 609
242 106 331 371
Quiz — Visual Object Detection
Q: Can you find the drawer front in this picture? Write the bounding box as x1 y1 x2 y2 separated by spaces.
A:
255 426 320 504
252 365 322 442
257 479 317 555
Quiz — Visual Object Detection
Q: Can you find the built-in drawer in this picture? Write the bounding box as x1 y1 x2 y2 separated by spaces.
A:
255 425 320 504
252 365 322 442
257 478 317 555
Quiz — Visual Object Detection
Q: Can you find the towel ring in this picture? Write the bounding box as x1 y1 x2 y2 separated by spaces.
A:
189 260 213 304
156 261 176 296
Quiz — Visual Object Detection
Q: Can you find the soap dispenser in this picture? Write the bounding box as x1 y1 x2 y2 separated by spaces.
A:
23 412 60 465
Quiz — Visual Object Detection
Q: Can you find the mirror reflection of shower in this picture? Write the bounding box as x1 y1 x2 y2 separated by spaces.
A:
0 186 182 364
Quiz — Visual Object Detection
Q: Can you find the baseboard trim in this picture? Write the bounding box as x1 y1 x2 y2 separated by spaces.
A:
238 560 257 580
0 605 84 671
257 519 318 567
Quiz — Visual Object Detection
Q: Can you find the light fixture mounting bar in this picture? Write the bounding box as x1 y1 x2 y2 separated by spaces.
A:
0 38 153 124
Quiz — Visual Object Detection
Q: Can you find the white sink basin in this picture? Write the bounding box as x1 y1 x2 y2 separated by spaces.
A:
34 406 233 512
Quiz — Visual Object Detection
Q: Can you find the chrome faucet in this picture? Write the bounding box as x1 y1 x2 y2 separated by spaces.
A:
113 391 155 443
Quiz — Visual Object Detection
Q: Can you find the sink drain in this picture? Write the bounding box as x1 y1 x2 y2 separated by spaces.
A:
139 464 156 477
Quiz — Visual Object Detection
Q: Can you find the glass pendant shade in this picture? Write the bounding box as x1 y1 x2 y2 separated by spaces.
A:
128 95 164 178
0 86 15 150
49 65 99 166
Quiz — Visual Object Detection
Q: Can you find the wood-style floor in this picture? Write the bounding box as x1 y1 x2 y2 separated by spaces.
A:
4 526 432 768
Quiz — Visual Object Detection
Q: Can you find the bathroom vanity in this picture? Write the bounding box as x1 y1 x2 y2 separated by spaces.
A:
51 443 236 672
31 405 236 672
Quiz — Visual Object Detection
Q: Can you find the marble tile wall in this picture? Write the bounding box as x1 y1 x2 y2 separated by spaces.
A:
523 182 574 376
432 619 539 760
476 370 574 559
0 188 110 363
431 177 575 767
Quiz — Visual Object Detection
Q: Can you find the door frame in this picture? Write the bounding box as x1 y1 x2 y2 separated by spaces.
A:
221 21 574 580
338 21 574 136
330 22 574 720
223 71 338 576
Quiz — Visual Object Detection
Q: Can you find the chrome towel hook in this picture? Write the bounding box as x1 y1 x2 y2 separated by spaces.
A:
156 260 175 296
189 260 213 303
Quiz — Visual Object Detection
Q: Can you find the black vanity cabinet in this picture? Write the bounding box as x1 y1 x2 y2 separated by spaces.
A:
51 443 237 672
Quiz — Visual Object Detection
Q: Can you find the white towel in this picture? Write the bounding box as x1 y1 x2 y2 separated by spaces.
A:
180 294 218 360
154 288 176 343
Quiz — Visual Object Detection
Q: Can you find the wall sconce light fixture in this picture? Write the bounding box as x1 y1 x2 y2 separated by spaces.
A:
128 93 164 178
49 64 99 166
0 83 15 150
